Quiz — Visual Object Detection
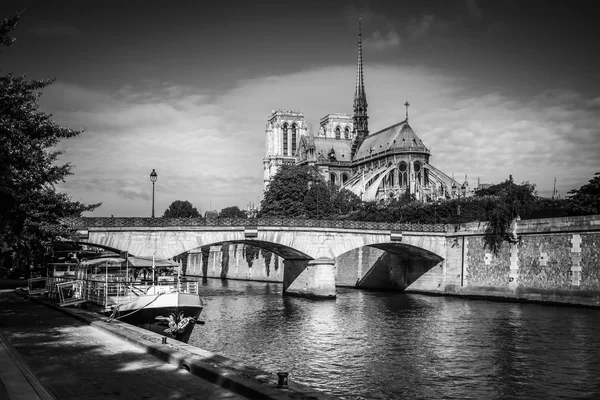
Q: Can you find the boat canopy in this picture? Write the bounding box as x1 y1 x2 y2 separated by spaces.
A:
127 256 179 268
81 257 126 266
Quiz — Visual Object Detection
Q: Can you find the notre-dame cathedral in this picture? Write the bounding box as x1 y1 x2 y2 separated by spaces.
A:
263 21 471 202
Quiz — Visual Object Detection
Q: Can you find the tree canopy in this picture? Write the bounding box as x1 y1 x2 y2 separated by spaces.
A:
162 200 200 218
1 13 100 271
219 206 247 218
568 172 600 215
260 164 362 219
260 164 317 217
303 181 333 219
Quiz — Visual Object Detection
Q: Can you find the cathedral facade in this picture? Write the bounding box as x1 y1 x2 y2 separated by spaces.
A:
263 22 469 203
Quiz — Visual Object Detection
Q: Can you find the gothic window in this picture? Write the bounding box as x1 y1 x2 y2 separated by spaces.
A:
344 127 350 139
414 162 422 184
342 173 349 185
282 123 288 155
335 126 341 140
330 173 337 185
291 124 297 155
399 163 408 187
424 168 429 186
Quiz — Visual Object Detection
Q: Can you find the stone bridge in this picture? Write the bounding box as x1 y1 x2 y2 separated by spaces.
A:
61 217 448 299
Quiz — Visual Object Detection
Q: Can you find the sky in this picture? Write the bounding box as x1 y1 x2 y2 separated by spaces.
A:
1 0 599 217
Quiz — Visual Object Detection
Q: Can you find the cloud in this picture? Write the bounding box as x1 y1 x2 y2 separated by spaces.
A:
406 13 449 40
117 188 151 201
350 2 486 52
364 31 401 50
465 0 483 21
42 64 599 216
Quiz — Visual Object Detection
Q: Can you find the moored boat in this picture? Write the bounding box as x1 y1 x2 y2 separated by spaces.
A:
51 256 203 343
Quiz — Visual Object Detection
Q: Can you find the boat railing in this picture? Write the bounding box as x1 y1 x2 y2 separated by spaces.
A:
28 277 50 294
50 277 200 308
28 276 78 300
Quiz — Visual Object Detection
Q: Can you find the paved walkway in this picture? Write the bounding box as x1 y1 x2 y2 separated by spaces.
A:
0 290 245 400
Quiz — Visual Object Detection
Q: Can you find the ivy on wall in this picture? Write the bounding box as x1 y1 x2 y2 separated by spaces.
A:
261 248 273 277
245 245 260 267
220 243 230 279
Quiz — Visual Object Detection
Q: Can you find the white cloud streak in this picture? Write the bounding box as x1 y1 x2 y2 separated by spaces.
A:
42 65 599 216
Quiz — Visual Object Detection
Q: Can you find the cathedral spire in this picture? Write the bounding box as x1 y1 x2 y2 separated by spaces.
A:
351 19 369 159
355 19 366 106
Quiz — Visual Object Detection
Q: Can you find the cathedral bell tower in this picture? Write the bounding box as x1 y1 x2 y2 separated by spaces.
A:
351 19 369 159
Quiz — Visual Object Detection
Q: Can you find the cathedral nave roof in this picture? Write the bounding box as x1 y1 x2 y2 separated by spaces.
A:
353 120 430 161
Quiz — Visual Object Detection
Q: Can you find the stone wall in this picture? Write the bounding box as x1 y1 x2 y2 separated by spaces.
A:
187 245 284 282
186 216 600 307
437 216 600 307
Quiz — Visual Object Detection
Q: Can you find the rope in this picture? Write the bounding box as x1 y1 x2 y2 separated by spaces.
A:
106 292 164 322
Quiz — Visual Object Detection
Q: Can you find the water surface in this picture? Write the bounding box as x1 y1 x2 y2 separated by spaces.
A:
189 279 600 399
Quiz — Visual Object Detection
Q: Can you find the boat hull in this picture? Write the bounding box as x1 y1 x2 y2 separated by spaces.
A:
105 292 203 343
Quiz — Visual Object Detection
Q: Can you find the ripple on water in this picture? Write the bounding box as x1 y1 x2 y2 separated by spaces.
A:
189 280 600 399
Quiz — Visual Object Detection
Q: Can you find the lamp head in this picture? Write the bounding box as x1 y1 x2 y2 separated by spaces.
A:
150 169 158 183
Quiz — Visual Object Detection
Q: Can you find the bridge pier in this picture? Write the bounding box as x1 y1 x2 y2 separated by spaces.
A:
283 258 336 299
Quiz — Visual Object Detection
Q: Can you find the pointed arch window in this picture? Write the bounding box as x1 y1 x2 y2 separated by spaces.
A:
335 126 341 140
282 123 288 155
330 173 337 185
399 163 408 187
344 127 350 139
291 124 297 155
414 162 422 184
342 173 349 185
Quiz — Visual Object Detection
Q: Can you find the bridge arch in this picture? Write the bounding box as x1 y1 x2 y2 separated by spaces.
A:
334 242 444 291
84 230 318 261
174 239 312 261
62 217 448 299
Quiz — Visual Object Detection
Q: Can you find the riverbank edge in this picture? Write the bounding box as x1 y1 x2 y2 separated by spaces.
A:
17 290 340 400
187 276 600 308
418 285 600 308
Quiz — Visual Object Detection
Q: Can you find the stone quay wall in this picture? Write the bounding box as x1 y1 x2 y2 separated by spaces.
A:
186 215 600 307
186 244 285 283
434 215 600 307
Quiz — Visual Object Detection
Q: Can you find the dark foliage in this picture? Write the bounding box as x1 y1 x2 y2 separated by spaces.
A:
567 172 600 215
244 245 260 267
1 13 100 272
304 181 333 219
260 164 317 217
219 206 247 219
162 200 200 218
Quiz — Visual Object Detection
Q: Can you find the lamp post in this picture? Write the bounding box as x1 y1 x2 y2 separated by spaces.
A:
150 169 158 218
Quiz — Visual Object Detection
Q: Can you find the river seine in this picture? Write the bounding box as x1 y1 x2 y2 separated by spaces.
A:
189 279 600 399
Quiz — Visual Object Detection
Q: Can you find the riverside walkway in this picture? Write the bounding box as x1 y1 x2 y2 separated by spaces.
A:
0 289 337 400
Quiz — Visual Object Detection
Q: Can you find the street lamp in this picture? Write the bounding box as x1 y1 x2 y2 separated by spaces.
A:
150 169 158 218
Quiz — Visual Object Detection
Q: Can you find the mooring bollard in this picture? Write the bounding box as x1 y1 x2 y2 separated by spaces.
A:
162 337 167 344
277 371 289 388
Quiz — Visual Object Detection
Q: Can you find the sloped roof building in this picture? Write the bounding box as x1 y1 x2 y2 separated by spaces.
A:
263 21 464 202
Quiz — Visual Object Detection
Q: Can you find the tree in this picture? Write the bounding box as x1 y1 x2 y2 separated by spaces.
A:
331 187 362 217
162 200 200 218
480 176 537 253
1 13 100 273
219 206 246 218
304 181 333 219
260 164 319 218
567 172 600 215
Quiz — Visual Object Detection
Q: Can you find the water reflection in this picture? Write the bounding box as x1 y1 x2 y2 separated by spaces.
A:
190 279 600 399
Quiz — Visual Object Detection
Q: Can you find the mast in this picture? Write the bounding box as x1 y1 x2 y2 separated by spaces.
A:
351 19 369 159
